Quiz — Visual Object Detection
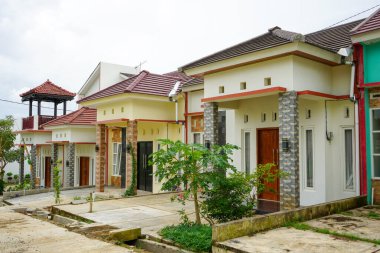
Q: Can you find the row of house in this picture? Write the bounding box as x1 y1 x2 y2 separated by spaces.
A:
16 9 380 212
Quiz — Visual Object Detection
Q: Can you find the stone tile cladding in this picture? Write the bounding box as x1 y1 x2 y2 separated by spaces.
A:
51 143 58 188
279 91 300 210
96 124 106 192
19 146 25 184
126 120 138 191
204 102 219 145
68 143 75 187
30 145 36 189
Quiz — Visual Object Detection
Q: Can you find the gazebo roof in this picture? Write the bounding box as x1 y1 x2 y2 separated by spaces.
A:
20 79 76 102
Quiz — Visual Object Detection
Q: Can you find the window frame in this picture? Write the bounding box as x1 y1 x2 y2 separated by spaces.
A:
243 130 252 175
303 127 315 189
371 108 380 179
342 127 355 191
112 142 122 176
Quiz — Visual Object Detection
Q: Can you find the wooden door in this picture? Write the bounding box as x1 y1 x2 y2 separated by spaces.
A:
45 157 51 188
80 157 90 186
137 142 153 192
257 128 280 201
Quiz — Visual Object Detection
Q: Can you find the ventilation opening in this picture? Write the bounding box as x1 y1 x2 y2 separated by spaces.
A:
264 77 271 86
240 82 247 90
219 86 225 94
244 114 248 123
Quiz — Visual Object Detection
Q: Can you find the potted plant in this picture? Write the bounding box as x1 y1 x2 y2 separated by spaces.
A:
6 172 13 182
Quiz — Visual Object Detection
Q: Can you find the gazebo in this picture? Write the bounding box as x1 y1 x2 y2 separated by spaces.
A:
20 79 76 130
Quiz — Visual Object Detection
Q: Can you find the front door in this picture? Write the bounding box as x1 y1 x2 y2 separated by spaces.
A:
45 157 51 188
257 128 280 211
80 157 90 186
137 142 153 192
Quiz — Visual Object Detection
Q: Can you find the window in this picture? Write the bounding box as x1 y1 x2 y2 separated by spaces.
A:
372 110 380 177
306 109 311 119
112 143 122 176
112 108 114 114
244 131 251 174
193 133 201 144
240 82 246 90
103 110 106 115
344 129 354 190
121 107 124 113
305 129 314 188
219 86 224 94
261 113 266 122
264 77 271 86
272 112 277 122
244 114 249 123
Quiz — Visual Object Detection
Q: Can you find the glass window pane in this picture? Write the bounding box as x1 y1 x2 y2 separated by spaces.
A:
373 133 380 154
345 129 354 190
374 156 380 177
193 133 201 144
244 132 250 174
373 110 380 131
306 130 313 188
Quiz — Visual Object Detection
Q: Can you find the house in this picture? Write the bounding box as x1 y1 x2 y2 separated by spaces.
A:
351 8 380 205
77 61 139 101
180 21 363 212
41 107 97 187
16 80 76 187
77 70 192 193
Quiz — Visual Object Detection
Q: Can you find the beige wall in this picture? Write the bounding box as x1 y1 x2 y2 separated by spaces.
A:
188 90 204 113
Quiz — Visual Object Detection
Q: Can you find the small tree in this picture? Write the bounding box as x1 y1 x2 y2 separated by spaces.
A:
53 161 62 204
201 163 288 223
0 116 20 181
151 139 238 225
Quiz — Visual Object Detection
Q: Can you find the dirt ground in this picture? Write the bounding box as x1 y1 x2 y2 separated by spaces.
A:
0 206 133 253
218 205 380 253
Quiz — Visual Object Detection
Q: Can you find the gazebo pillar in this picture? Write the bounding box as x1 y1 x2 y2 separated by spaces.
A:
37 100 41 116
29 99 33 117
54 102 58 117
63 101 67 115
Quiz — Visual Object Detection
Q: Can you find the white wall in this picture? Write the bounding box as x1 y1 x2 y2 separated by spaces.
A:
71 128 96 143
75 144 96 187
188 90 204 113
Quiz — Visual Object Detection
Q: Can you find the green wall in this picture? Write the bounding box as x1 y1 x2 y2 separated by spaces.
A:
363 42 380 84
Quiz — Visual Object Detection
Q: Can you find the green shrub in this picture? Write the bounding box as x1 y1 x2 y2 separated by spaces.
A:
6 172 12 177
160 224 212 252
202 172 254 223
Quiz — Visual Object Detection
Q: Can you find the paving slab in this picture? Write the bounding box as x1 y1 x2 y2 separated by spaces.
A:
0 206 132 253
306 213 380 241
219 227 380 253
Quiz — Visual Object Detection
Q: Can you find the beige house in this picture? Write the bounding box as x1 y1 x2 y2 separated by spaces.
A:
181 22 362 211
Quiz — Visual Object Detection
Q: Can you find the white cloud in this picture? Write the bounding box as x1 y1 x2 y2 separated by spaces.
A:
0 0 379 118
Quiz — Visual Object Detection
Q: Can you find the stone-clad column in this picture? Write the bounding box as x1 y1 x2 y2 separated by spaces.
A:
68 143 75 187
96 124 106 192
126 121 138 192
279 91 300 210
30 145 36 189
120 127 127 189
51 143 58 188
19 146 25 185
204 102 219 146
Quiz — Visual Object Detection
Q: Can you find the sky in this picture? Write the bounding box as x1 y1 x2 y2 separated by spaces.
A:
0 0 379 120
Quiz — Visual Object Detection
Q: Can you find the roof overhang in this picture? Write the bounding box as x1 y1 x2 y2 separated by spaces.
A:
182 83 204 92
44 124 96 130
14 129 52 134
351 29 380 44
183 42 341 77
201 86 287 103
78 62 101 96
297 90 349 100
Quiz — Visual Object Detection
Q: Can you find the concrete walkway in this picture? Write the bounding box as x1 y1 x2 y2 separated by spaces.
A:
57 193 195 235
0 206 133 253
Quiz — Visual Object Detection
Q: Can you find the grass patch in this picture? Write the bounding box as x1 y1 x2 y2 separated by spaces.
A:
367 211 380 220
286 221 380 245
160 224 212 252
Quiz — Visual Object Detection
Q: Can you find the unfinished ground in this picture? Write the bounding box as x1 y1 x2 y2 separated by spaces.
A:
218 205 380 253
0 205 134 253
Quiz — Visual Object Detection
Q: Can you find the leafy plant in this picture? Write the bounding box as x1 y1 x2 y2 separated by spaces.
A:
0 116 20 181
73 196 81 201
124 144 137 196
24 174 31 184
151 139 238 225
160 224 212 252
0 179 4 194
6 172 12 177
53 160 62 204
201 163 288 223
13 174 19 181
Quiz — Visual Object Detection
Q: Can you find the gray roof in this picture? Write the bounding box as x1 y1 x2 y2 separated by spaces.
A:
180 19 363 71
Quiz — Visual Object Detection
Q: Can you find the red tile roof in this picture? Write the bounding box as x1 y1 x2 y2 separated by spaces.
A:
78 70 187 103
20 79 76 98
42 107 96 128
351 8 380 35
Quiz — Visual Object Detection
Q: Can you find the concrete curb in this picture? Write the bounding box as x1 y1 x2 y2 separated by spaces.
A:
137 239 192 253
